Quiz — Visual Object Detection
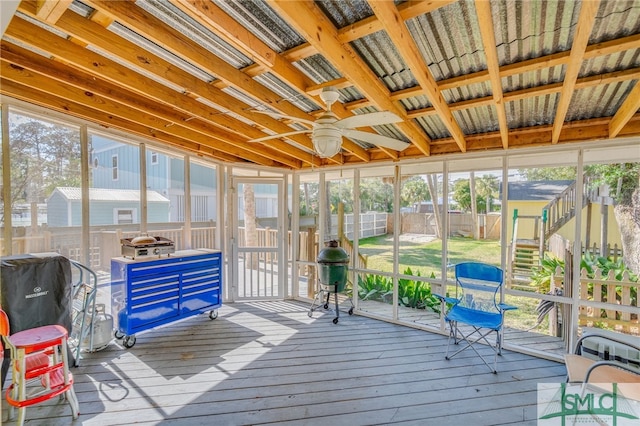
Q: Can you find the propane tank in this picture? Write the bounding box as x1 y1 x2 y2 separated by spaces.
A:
81 304 113 352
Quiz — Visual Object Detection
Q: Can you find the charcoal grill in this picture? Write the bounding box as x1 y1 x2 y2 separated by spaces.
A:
308 240 354 324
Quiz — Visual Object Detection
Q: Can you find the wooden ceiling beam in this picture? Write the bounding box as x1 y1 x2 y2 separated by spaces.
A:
475 0 508 150
0 79 267 166
83 0 313 124
609 80 640 138
551 0 600 144
268 0 432 157
79 0 363 163
369 1 463 152
16 3 324 167
0 41 306 170
166 0 373 162
0 61 291 168
168 0 314 103
3 16 307 169
337 0 456 44
35 0 73 24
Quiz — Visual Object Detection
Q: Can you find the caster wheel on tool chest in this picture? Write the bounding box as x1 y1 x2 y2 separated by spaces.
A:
209 310 218 320
122 335 136 348
333 318 339 324
114 330 125 339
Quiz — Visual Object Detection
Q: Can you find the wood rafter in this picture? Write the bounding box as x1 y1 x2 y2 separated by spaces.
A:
368 0 462 153
0 0 638 170
35 0 73 24
474 0 508 150
267 0 432 157
551 0 600 144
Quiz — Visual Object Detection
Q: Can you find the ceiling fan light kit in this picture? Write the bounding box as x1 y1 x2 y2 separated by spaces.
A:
249 87 410 157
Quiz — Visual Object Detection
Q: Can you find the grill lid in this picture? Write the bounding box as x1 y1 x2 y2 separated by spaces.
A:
317 240 349 264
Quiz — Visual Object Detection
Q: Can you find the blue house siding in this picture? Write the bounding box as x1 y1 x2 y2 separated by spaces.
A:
190 162 217 191
147 151 169 193
92 137 140 190
47 191 71 227
46 187 169 226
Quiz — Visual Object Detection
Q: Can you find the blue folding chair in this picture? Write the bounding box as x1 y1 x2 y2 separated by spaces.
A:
435 262 517 373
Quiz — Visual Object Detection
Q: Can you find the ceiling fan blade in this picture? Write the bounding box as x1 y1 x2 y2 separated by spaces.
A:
335 111 402 129
248 129 311 143
342 129 411 151
253 110 316 127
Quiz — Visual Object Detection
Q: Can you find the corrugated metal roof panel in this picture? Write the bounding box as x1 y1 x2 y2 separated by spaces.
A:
315 0 374 29
405 0 486 81
589 0 640 43
350 32 417 91
108 21 215 84
137 0 253 68
454 106 499 134
415 116 451 140
293 55 341 85
253 73 320 112
213 0 306 52
506 93 558 128
492 0 579 66
566 81 637 121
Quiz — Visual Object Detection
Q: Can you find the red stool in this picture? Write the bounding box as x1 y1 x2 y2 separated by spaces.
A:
0 309 79 426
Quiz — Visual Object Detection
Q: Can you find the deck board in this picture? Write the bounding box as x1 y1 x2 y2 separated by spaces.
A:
1 301 567 425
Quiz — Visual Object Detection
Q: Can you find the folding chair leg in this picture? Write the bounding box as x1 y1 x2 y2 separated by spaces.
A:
444 321 500 374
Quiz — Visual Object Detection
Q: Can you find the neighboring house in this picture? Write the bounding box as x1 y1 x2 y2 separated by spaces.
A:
502 180 621 248
90 134 217 222
47 187 170 226
90 135 280 222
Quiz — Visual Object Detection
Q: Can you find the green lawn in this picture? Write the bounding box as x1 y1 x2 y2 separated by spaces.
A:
358 235 502 277
357 234 549 332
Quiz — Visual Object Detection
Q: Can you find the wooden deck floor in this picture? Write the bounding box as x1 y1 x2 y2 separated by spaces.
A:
2 301 567 425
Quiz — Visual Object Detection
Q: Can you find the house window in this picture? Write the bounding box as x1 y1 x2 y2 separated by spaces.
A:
112 155 118 180
151 151 158 165
115 209 134 224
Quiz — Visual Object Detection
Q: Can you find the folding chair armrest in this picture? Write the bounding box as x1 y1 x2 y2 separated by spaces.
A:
498 303 517 312
433 294 459 305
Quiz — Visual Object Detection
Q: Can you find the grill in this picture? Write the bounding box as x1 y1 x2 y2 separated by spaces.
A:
120 236 175 259
308 240 354 324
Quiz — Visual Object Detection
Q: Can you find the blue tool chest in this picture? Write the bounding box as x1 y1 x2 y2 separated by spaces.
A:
111 249 222 347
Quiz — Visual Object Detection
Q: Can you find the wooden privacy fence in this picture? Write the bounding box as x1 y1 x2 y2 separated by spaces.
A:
551 266 638 335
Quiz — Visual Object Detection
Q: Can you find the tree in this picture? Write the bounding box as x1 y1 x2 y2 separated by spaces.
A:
2 119 80 223
243 183 258 269
518 167 576 181
401 176 430 209
451 175 497 214
587 163 640 275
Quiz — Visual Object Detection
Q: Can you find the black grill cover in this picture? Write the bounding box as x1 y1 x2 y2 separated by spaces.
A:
1 252 73 386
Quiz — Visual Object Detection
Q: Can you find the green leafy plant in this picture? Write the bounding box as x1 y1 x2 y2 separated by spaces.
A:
530 254 565 294
357 268 440 313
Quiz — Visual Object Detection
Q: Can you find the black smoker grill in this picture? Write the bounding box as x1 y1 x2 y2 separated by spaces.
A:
308 240 354 324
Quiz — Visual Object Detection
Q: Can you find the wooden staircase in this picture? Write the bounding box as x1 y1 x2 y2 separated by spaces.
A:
509 176 593 289
542 176 592 240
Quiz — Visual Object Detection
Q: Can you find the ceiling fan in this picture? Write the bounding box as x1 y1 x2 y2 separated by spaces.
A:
249 87 411 158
